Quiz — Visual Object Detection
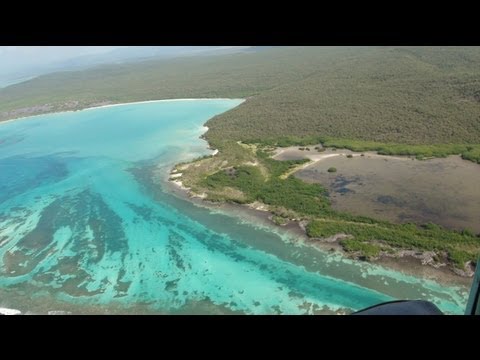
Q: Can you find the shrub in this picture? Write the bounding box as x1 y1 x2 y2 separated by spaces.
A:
461 228 475 237
272 215 288 226
340 239 381 258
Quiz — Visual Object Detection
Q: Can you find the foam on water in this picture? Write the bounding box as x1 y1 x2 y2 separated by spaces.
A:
0 100 469 314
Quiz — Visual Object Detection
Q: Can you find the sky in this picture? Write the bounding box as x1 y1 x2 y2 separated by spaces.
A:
0 46 124 74
0 46 250 88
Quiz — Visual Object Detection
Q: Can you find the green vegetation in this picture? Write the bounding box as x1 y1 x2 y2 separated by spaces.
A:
206 47 480 147
246 137 480 164
272 215 288 226
347 154 353 158
245 136 326 148
321 139 480 163
340 239 381 260
306 219 479 268
327 167 337 173
201 152 330 215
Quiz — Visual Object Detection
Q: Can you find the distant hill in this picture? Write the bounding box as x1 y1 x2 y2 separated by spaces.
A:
46 46 253 70
1 46 479 145
0 46 251 89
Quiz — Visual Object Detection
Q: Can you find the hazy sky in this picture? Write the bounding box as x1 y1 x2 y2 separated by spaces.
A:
0 46 125 74
0 46 248 87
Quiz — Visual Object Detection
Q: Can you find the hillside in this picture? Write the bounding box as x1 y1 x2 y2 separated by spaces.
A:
2 46 480 146
0 46 332 120
206 47 480 145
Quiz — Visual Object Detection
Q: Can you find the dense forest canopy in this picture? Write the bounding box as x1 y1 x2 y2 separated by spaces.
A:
1 46 480 146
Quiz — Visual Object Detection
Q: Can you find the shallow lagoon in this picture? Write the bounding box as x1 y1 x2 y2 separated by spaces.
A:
0 101 470 314
292 151 480 233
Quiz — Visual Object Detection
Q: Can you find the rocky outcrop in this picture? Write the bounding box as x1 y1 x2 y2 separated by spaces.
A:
453 261 476 277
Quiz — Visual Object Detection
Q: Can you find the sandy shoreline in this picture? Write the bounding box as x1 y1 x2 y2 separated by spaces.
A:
273 147 411 165
0 98 245 126
80 98 245 112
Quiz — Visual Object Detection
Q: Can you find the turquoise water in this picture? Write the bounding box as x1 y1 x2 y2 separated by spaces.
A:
0 100 469 314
